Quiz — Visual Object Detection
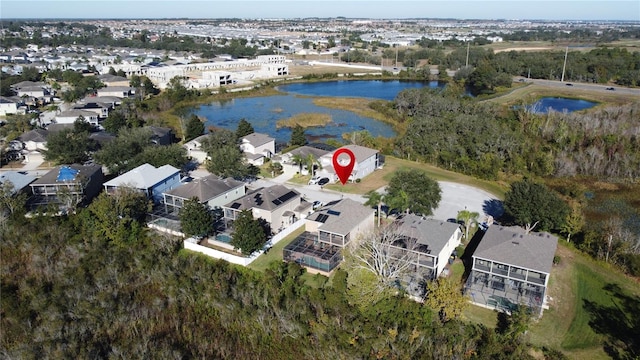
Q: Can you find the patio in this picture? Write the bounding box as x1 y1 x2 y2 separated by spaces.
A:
465 271 544 314
283 231 342 274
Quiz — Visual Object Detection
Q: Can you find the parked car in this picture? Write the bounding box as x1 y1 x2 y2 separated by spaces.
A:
312 201 324 210
308 175 321 185
606 87 615 91
565 83 573 86
317 177 330 186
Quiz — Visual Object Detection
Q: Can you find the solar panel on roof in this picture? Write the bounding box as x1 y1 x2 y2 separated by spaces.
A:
278 191 297 203
327 210 341 216
230 203 241 209
316 214 329 223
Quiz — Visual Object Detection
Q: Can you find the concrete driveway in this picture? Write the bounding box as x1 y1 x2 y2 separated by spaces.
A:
431 181 503 222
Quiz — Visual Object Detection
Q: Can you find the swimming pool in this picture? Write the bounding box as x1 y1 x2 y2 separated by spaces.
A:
216 233 232 244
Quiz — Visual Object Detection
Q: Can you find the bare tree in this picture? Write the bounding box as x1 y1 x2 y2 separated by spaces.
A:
343 224 421 295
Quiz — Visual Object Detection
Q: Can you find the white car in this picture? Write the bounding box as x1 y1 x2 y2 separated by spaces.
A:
308 175 322 185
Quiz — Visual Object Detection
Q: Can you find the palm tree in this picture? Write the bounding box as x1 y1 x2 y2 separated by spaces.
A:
457 209 479 241
306 153 321 177
291 154 305 174
364 190 384 227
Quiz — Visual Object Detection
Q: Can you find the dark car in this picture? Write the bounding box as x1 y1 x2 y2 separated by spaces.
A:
606 87 615 91
318 177 330 186
565 83 573 86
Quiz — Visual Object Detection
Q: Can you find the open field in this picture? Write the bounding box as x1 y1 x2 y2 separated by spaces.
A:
324 156 508 199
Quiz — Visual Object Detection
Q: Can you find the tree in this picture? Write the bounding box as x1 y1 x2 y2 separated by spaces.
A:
364 190 384 227
424 277 469 322
43 119 98 164
291 153 305 174
235 118 254 139
94 127 153 174
457 209 479 240
230 210 268 255
0 181 27 218
179 198 215 238
344 225 420 297
385 169 441 216
504 178 570 232
206 144 249 179
183 115 205 142
87 187 152 246
290 124 307 146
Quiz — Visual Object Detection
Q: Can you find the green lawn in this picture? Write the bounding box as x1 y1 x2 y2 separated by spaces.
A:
462 242 640 359
248 225 305 273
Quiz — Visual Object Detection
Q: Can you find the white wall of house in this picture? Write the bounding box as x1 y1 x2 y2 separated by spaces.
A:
436 227 463 277
55 114 99 126
207 185 246 209
0 102 18 116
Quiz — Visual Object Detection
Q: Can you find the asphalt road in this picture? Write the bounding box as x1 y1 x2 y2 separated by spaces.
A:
515 77 640 96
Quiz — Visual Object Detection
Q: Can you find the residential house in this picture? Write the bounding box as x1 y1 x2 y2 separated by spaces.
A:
148 126 175 145
278 145 330 175
464 226 558 316
392 214 463 280
183 134 209 163
317 144 383 183
97 86 134 98
163 175 245 214
55 109 99 126
97 74 130 87
18 129 49 151
0 170 36 197
283 198 375 273
10 81 51 98
240 132 275 166
0 96 18 116
103 163 181 203
222 184 309 232
73 101 111 119
29 164 104 209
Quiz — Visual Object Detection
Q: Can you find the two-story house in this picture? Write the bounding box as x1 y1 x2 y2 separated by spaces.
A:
317 144 383 183
222 184 309 232
464 225 558 317
163 175 246 214
55 109 99 126
29 164 104 210
393 214 463 280
103 163 181 203
240 132 275 166
283 198 375 274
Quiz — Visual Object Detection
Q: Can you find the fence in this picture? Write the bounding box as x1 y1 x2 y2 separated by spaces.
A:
183 218 305 267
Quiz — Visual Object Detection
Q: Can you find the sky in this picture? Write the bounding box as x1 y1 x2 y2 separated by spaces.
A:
1 0 638 21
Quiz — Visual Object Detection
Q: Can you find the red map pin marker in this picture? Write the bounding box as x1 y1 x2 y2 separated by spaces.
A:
332 148 356 185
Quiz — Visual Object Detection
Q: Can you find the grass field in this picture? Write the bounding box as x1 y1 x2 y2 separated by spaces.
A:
323 156 508 198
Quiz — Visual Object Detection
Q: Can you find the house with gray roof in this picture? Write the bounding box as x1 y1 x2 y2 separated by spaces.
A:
103 163 181 203
278 145 330 175
18 129 49 151
55 109 99 126
29 164 104 210
283 198 375 274
317 144 383 183
240 132 275 166
392 214 463 280
222 184 308 231
464 225 558 317
163 175 245 214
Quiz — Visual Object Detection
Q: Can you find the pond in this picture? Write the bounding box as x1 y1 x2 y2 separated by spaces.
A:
527 97 597 114
190 80 441 143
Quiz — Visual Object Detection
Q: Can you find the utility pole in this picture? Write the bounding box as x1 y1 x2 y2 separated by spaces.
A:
605 234 612 263
561 45 568 82
395 46 398 68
